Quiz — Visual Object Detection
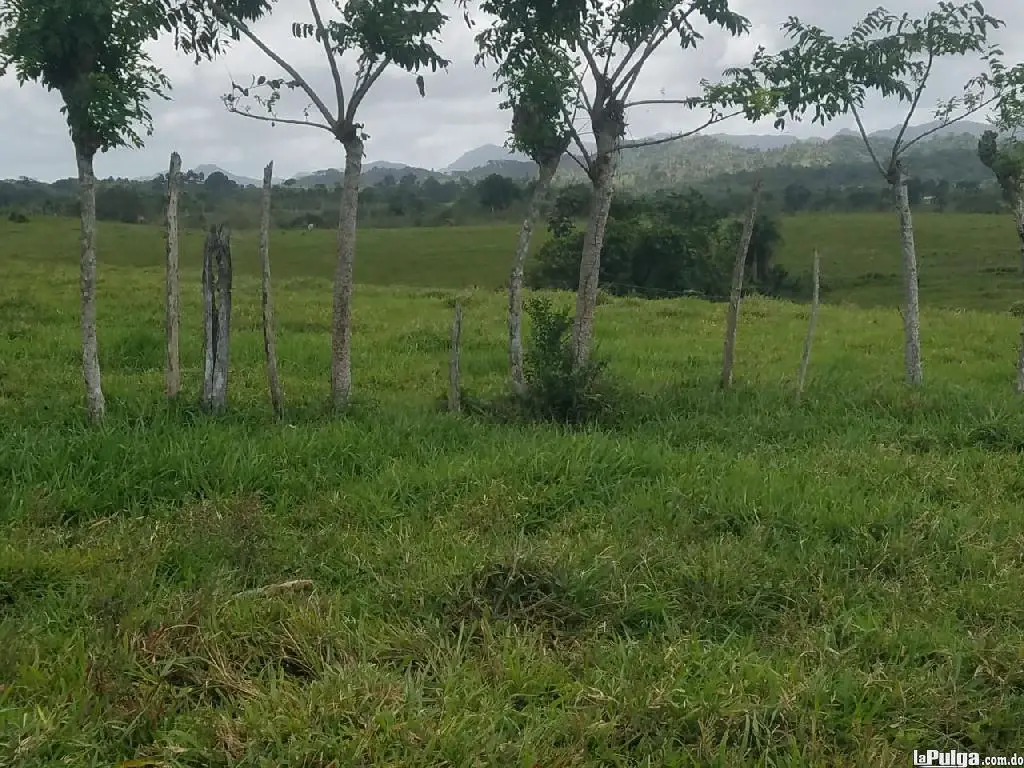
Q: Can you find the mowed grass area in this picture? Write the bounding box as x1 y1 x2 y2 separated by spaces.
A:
3 242 1024 766
1 210 1021 311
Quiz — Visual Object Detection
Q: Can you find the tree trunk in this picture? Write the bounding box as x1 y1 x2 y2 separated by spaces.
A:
201 229 216 407
1017 320 1024 394
165 151 182 399
721 179 764 389
260 161 284 419
893 174 923 385
201 225 232 412
509 159 558 395
75 144 105 423
331 138 363 409
1014 195 1024 276
449 300 462 413
796 249 821 400
571 132 619 370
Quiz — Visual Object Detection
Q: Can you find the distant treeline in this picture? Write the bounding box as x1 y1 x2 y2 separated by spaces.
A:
0 158 1010 231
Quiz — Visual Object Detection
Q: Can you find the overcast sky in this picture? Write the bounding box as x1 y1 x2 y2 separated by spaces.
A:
1 0 1020 182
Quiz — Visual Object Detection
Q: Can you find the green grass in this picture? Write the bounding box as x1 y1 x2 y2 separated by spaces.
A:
2 214 1024 765
2 210 1021 310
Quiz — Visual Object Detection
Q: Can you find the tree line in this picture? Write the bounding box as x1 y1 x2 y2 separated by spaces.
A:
1 0 1023 423
2 163 1013 234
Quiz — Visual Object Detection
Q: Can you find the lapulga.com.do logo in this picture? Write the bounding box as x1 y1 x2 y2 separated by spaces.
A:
913 750 1024 766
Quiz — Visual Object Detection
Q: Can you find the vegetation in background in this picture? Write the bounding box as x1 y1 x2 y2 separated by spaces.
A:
528 189 789 300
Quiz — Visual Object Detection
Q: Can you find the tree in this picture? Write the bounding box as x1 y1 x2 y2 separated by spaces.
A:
0 0 265 423
744 213 783 284
473 42 574 394
743 2 1011 385
476 172 523 211
978 129 1024 273
529 189 734 298
783 182 811 213
469 0 753 371
214 0 449 409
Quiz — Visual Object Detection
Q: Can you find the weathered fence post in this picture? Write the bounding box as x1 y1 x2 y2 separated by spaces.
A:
259 161 284 418
796 249 821 401
448 300 463 413
720 179 763 389
165 151 182 399
201 225 232 412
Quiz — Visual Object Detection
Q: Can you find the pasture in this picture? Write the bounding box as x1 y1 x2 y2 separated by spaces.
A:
1 210 1021 310
1 211 1024 765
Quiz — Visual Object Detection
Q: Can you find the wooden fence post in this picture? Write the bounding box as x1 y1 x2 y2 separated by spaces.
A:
448 301 463 413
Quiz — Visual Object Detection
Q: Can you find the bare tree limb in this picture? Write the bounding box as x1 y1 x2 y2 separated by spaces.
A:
210 1 337 127
609 6 679 92
620 111 740 149
890 42 935 166
850 103 887 177
347 58 390 122
614 6 699 100
623 98 701 108
226 106 333 132
578 39 602 81
308 0 345 118
565 150 589 174
900 94 999 155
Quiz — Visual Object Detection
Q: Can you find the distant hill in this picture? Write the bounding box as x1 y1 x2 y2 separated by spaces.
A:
56 119 1000 192
444 143 529 172
281 120 996 191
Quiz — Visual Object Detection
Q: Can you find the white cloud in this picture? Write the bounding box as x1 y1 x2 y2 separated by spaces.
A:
1 0 1020 181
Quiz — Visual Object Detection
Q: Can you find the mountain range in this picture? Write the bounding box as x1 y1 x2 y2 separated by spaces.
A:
131 120 995 190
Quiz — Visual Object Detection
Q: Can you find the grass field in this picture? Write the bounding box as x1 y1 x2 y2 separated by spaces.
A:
1 210 1022 311
2 212 1024 765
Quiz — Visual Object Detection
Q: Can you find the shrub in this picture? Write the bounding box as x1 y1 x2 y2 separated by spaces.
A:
517 297 613 424
7 211 29 223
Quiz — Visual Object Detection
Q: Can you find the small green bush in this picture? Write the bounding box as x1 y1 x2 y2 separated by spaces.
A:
517 297 614 424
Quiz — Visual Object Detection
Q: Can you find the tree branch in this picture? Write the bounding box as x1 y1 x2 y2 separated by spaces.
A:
613 5 699 100
210 1 337 128
308 0 345 119
565 150 589 175
225 106 334 132
623 98 701 108
890 44 935 166
578 39 602 80
347 58 390 122
850 103 887 177
620 110 741 149
901 93 999 155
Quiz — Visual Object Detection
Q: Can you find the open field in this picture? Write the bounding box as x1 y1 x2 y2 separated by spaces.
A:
2 232 1024 765
1 210 1022 311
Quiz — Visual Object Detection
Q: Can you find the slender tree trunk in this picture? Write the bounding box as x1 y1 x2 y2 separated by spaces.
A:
1017 320 1024 394
893 174 923 385
449 301 462 413
202 230 216 406
509 159 558 395
796 249 821 400
201 225 232 412
74 144 105 423
721 179 764 389
331 138 363 409
260 161 284 419
165 151 182 399
572 133 619 370
1014 195 1024 276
